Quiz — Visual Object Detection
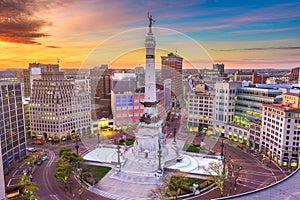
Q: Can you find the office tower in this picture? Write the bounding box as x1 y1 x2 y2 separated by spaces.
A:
261 92 300 167
187 83 215 133
228 85 282 145
0 82 27 168
213 63 225 75
161 53 183 102
23 63 60 98
214 81 242 133
163 79 172 113
90 65 114 119
73 79 92 136
30 66 75 142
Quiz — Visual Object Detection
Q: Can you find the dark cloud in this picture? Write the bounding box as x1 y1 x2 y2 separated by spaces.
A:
211 46 300 51
46 45 60 48
0 0 72 45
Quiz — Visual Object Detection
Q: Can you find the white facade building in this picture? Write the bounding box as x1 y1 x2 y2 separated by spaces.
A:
214 82 242 134
187 84 215 133
261 92 300 167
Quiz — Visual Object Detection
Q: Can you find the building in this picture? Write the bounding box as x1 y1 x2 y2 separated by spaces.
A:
213 64 225 75
0 82 27 169
72 79 92 136
289 67 300 82
161 53 183 101
0 143 5 200
252 73 268 84
0 71 18 82
30 67 92 141
233 86 282 128
163 79 172 113
261 92 300 167
227 83 282 146
90 65 112 119
23 63 60 98
214 81 242 133
234 70 253 82
187 83 215 133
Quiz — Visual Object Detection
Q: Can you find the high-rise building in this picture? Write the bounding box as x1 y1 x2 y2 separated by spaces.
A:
261 92 300 167
227 85 282 145
30 66 92 141
73 79 92 136
161 53 183 101
214 81 241 133
163 79 172 113
187 84 215 133
23 63 60 98
0 82 27 168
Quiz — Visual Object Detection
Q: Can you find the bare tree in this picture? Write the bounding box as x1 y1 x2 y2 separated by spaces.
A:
202 161 227 197
229 160 242 191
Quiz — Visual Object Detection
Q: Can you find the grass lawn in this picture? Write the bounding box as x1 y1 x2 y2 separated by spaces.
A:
82 165 111 183
184 144 200 153
187 177 205 185
119 138 135 146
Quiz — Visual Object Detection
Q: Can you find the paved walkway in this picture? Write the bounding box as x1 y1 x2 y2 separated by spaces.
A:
215 167 300 200
90 170 159 200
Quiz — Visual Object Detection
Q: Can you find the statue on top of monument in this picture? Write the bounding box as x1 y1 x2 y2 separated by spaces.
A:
147 12 155 28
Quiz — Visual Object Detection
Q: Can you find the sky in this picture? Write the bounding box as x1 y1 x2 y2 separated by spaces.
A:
0 0 300 69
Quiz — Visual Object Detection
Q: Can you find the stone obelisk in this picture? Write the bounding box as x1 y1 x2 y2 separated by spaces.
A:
134 13 163 156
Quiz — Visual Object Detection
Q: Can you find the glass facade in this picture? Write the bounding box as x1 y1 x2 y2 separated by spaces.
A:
234 87 282 128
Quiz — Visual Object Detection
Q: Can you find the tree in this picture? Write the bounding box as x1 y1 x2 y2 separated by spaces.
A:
229 160 242 190
55 147 84 194
151 172 190 199
54 158 72 191
18 171 39 200
203 161 227 197
59 147 84 167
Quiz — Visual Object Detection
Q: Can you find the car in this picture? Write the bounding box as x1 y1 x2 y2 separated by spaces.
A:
36 160 43 166
27 147 37 152
41 156 48 161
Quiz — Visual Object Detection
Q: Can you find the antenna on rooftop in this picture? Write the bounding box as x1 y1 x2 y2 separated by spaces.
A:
57 58 60 64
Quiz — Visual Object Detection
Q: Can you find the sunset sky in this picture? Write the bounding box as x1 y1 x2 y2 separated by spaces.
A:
0 0 299 69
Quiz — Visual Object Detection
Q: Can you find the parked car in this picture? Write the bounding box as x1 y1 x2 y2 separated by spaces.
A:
27 147 37 152
41 156 48 161
36 160 43 166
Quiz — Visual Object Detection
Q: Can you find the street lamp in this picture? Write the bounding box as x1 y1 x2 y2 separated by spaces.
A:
75 137 79 155
155 137 164 179
172 127 177 145
97 127 101 148
116 143 121 173
220 131 226 176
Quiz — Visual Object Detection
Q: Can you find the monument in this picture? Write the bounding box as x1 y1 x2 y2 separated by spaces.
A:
118 13 180 177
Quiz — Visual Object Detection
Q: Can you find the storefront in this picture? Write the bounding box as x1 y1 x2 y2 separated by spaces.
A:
282 157 288 167
291 158 298 168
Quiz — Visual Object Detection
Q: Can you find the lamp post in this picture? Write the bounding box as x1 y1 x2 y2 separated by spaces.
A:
155 137 163 178
75 137 79 155
97 127 101 148
172 127 177 145
116 143 121 172
220 132 226 176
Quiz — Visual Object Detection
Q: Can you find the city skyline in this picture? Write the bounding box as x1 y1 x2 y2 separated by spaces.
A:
0 0 300 69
